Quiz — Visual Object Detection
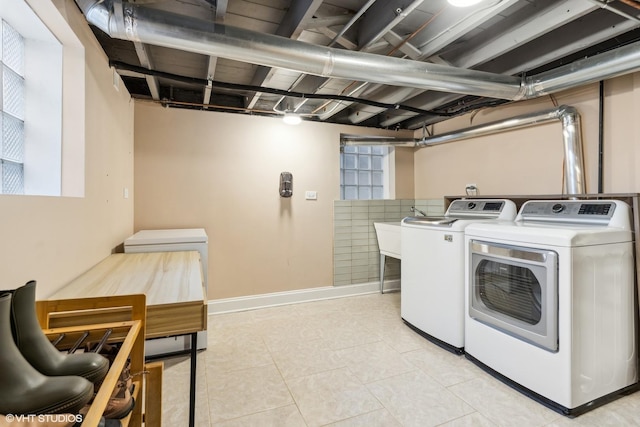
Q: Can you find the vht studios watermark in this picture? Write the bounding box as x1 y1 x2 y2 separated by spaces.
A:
3 414 83 423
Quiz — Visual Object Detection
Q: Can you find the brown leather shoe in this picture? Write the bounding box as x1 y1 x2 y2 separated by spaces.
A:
118 362 134 394
102 380 135 420
78 406 124 426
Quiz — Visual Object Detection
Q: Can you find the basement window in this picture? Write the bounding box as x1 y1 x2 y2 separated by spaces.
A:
1 0 85 197
340 145 394 200
1 21 25 194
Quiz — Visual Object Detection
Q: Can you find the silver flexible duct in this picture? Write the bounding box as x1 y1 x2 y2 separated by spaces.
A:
75 0 523 100
342 106 586 194
74 0 640 103
340 135 417 147
416 106 586 194
524 41 640 97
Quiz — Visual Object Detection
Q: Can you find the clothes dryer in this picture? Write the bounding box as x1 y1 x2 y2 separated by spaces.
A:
464 200 637 415
400 199 516 353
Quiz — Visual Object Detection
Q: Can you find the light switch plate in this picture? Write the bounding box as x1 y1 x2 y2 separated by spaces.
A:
305 191 317 200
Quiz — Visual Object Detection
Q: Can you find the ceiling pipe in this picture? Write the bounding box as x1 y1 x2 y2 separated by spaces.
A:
110 59 446 117
75 0 523 100
75 0 640 108
342 106 586 194
416 105 586 195
348 105 587 195
598 81 605 194
524 40 640 97
340 105 587 195
340 135 417 147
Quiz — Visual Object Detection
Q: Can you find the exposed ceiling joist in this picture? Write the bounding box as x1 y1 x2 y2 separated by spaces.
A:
133 41 160 100
358 0 425 50
81 0 640 130
382 31 421 59
344 0 603 125
246 0 324 109
452 0 597 69
203 0 227 106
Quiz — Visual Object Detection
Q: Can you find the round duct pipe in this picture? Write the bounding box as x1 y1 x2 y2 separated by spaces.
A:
416 105 586 195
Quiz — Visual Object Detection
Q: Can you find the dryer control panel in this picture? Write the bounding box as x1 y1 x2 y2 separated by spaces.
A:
517 200 630 228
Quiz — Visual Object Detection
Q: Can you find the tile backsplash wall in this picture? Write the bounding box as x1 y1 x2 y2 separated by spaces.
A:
333 199 445 286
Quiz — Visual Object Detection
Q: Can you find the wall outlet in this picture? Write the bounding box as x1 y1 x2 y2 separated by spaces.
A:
305 191 317 200
465 183 477 195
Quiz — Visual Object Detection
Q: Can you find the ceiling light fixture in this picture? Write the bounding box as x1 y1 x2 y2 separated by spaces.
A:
282 113 302 125
447 0 483 7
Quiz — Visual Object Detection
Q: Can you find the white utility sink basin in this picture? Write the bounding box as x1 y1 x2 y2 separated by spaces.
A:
374 222 401 259
374 222 402 294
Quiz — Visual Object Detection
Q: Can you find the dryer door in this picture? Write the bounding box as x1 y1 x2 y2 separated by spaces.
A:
469 240 559 352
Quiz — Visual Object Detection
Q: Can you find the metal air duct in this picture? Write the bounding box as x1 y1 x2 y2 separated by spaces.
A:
75 0 523 100
340 135 417 147
343 106 586 195
75 0 640 105
524 41 640 97
416 105 586 195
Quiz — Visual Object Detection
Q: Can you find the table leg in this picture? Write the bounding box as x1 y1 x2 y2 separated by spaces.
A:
189 332 197 427
380 254 386 294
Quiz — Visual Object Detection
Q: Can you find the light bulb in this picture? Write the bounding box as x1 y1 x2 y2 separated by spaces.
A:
448 0 483 7
283 113 302 125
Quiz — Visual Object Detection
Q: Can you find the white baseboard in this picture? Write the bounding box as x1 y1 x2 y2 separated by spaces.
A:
208 279 401 315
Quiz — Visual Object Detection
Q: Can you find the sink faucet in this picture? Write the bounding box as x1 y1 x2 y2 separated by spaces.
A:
410 206 427 216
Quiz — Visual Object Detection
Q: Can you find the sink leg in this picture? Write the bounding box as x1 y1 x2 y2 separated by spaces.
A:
380 254 386 294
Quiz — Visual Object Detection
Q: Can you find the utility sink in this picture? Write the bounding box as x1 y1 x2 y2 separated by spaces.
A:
374 222 401 259
374 222 401 294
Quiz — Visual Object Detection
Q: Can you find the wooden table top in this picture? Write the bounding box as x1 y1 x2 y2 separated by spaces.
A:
51 251 205 306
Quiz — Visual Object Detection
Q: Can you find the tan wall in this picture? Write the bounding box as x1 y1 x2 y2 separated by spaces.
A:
133 103 413 300
603 73 640 193
0 1 134 298
394 147 415 199
413 77 640 198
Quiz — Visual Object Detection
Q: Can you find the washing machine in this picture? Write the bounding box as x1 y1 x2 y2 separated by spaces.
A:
464 199 637 415
400 198 516 353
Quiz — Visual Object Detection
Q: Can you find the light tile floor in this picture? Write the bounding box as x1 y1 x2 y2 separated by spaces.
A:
160 292 640 426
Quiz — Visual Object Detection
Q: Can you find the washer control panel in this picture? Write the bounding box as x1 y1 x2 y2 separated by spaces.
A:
448 199 505 214
446 199 516 219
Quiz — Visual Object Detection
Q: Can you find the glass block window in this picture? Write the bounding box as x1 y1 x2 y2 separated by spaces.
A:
340 145 387 200
0 21 25 194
